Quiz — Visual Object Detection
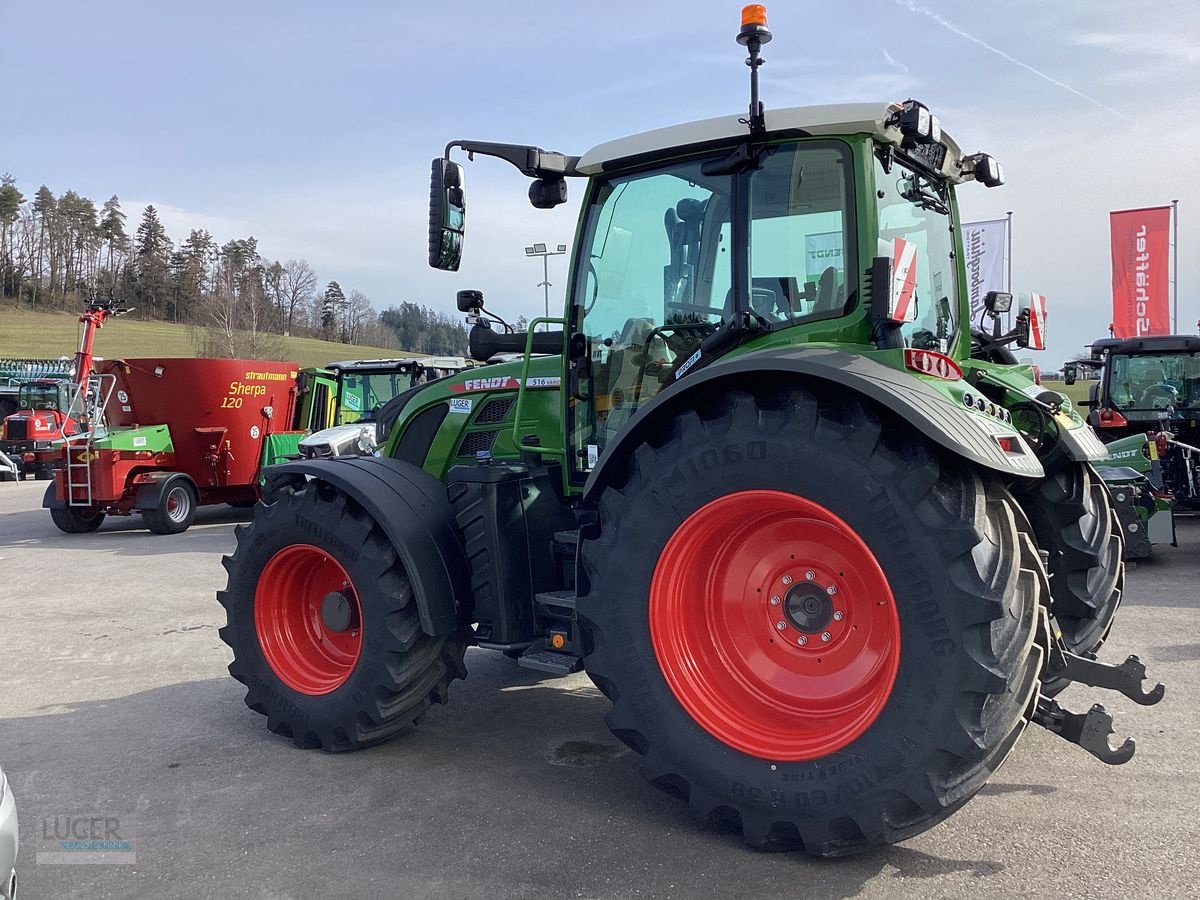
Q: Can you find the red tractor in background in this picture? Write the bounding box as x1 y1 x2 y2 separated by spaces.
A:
1 297 127 481
0 379 80 480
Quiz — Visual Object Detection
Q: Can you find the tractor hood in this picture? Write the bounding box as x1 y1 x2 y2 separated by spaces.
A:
299 422 377 459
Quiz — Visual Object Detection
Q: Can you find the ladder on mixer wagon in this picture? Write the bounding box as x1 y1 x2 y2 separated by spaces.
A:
63 374 116 507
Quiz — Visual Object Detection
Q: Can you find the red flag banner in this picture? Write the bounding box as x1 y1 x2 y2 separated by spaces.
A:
1110 206 1171 338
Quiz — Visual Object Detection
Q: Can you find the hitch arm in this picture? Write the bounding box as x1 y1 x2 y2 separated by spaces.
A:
1044 643 1165 707
1033 698 1136 766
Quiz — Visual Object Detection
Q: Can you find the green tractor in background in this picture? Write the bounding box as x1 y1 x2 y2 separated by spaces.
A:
1064 334 1200 558
218 8 1163 855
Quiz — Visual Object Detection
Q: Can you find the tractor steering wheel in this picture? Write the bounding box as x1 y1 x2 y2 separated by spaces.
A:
1139 384 1177 409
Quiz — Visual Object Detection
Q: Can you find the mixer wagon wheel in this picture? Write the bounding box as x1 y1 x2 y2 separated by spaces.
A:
577 385 1044 856
1014 463 1124 695
50 506 106 534
144 477 198 535
218 478 469 751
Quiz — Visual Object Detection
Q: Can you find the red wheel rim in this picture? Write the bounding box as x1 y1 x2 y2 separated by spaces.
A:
254 544 363 695
649 490 900 761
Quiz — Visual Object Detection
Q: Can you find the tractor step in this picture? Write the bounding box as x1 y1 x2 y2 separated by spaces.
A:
535 589 577 610
553 530 580 548
1032 697 1135 765
517 648 584 676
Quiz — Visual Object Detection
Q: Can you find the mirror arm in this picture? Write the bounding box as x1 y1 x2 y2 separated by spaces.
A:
445 140 581 178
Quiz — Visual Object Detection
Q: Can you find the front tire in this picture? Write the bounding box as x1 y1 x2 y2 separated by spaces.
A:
578 386 1043 855
218 479 469 750
50 506 106 533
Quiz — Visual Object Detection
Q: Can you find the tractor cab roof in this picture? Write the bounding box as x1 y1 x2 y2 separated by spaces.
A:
327 358 425 374
577 102 967 180
327 356 470 375
1089 336 1200 357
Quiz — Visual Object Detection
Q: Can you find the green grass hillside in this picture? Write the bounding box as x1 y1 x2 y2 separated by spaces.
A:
0 307 419 369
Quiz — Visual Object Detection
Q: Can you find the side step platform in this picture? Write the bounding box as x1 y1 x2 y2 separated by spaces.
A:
517 589 583 676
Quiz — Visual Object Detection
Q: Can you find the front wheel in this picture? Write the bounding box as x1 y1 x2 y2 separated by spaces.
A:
578 386 1044 855
218 479 469 750
50 506 106 533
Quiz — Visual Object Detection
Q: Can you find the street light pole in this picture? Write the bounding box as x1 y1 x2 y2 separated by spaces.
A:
524 242 568 329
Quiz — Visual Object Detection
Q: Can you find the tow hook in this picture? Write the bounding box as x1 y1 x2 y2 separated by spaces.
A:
1032 627 1166 764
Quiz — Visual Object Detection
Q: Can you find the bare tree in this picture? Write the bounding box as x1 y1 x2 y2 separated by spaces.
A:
278 259 317 335
345 289 374 344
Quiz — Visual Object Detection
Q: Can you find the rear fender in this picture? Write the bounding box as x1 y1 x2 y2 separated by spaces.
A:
583 346 1044 503
264 457 468 636
131 471 198 510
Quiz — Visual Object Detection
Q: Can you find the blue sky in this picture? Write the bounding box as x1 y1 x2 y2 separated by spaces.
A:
4 0 1198 363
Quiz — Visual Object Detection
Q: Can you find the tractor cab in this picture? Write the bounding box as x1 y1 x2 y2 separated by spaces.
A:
17 380 69 414
432 95 1046 483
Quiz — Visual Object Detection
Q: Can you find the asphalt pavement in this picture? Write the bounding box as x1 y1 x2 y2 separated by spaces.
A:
1 478 1198 899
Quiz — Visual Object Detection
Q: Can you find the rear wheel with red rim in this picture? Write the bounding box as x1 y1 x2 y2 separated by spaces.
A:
578 386 1043 855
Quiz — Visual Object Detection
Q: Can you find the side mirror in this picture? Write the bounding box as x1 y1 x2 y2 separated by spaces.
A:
1063 361 1077 385
457 289 483 313
428 159 466 271
1016 292 1047 351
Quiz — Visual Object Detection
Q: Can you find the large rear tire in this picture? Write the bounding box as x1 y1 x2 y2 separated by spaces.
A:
50 506 106 533
578 386 1044 856
218 478 469 751
1014 463 1123 693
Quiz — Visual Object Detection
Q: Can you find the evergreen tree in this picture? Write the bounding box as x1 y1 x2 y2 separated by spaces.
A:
322 280 345 335
134 205 173 317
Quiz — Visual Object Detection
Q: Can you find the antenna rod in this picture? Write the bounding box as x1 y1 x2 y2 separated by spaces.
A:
737 5 773 136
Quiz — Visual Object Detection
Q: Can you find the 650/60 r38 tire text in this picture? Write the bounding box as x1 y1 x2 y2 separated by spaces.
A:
218 478 469 751
577 386 1045 856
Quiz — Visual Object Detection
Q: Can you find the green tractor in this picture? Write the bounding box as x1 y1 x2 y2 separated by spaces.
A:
218 10 1163 855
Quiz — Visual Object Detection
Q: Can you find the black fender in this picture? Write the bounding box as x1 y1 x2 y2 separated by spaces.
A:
584 345 1045 503
132 471 198 510
264 457 468 637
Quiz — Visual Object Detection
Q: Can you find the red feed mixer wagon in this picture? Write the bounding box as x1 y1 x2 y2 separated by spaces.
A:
44 357 303 534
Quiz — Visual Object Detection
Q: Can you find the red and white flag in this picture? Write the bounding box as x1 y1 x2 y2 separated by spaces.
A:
1110 206 1171 338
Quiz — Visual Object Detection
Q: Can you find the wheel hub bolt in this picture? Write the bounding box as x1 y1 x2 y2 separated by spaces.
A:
776 621 787 631
796 635 808 646
821 631 831 642
781 575 793 585
805 570 816 581
770 595 781 606
833 611 844 621
826 585 837 596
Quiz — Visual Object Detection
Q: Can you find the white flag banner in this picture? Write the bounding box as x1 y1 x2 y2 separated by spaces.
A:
962 218 1008 321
